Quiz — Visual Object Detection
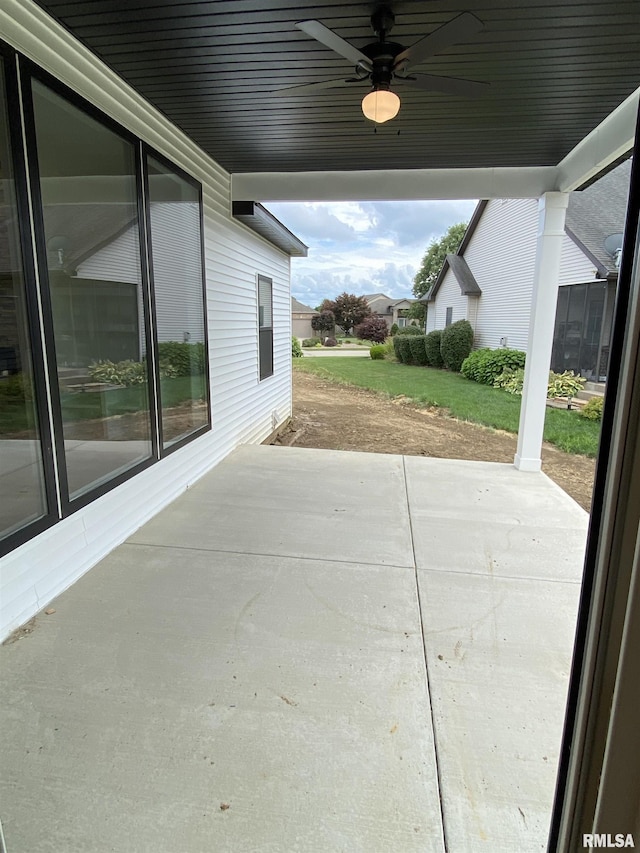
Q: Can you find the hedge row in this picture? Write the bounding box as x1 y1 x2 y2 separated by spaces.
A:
392 321 474 371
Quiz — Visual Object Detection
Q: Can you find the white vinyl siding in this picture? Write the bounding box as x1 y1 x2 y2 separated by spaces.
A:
559 234 603 287
427 267 469 331
427 198 604 354
466 199 538 351
0 2 293 639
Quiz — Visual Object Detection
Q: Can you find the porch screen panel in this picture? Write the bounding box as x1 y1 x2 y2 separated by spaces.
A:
30 80 152 501
0 61 49 543
146 155 209 449
258 275 273 380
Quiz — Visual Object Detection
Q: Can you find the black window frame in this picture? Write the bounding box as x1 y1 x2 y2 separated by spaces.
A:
20 59 160 515
257 274 274 381
0 45 213 556
141 144 211 456
0 46 58 557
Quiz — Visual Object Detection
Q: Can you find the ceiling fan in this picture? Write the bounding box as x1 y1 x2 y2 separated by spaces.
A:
277 6 488 124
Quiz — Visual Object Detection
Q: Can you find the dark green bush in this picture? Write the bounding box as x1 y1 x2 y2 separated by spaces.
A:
579 396 604 421
157 341 205 376
390 323 399 336
369 344 385 360
292 337 303 358
461 347 526 385
396 336 413 364
440 319 474 372
424 330 444 368
396 325 423 336
302 338 321 348
408 335 429 366
392 336 403 361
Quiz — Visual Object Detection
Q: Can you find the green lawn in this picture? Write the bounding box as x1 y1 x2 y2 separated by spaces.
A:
294 358 601 457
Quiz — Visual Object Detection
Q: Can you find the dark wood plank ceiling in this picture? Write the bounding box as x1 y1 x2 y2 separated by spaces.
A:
34 1 640 173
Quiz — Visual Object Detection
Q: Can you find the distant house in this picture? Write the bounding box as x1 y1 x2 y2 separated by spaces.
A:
424 159 631 382
363 293 417 330
291 297 316 339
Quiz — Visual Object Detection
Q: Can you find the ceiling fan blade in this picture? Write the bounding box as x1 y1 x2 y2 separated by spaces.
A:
296 20 372 70
393 12 483 71
397 73 489 98
274 78 364 97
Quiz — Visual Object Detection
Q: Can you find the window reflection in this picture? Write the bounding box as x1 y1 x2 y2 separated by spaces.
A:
0 62 49 542
31 81 152 500
147 156 209 448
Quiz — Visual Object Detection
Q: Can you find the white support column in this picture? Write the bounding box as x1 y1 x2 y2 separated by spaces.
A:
514 192 569 472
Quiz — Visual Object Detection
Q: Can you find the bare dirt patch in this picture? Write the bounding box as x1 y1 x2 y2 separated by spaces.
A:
275 371 595 512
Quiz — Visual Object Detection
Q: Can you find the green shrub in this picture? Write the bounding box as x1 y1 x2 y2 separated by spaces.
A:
494 368 586 400
292 337 303 358
301 338 318 347
396 336 413 364
390 323 399 336
424 330 444 368
494 367 525 395
156 341 205 376
408 335 429 366
396 325 423 336
440 319 474 372
369 344 385 360
392 336 403 361
461 348 526 385
88 359 146 386
547 370 585 399
580 396 604 421
0 373 33 403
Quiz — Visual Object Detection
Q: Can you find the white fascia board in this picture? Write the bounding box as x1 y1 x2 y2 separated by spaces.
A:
232 167 558 203
556 87 639 192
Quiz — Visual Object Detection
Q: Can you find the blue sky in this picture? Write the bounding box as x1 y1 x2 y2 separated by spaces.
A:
264 199 478 310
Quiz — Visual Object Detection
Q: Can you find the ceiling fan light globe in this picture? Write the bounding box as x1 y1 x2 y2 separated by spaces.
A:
361 89 400 123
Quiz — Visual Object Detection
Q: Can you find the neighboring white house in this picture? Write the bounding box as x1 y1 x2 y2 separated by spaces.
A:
363 293 418 330
424 160 631 381
0 11 306 640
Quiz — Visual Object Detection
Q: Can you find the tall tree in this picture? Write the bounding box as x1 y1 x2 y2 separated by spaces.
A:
331 292 371 335
412 222 468 299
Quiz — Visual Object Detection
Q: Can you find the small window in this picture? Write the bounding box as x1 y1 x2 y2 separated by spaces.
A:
445 307 453 327
258 275 273 380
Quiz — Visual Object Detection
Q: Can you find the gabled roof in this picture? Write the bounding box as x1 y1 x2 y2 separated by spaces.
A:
565 158 632 277
365 293 416 313
291 297 315 313
422 201 488 302
445 255 482 297
424 158 631 300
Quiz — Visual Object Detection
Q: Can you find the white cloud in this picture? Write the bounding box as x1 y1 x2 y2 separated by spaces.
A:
263 199 478 310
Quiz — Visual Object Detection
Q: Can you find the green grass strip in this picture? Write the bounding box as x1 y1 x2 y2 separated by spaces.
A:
294 358 601 457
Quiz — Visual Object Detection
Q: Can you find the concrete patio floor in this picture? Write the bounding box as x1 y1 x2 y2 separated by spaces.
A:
0 445 588 852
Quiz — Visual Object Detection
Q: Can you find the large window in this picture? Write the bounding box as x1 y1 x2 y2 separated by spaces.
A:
258 275 273 380
0 55 212 554
29 79 154 502
146 154 209 449
0 59 52 546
